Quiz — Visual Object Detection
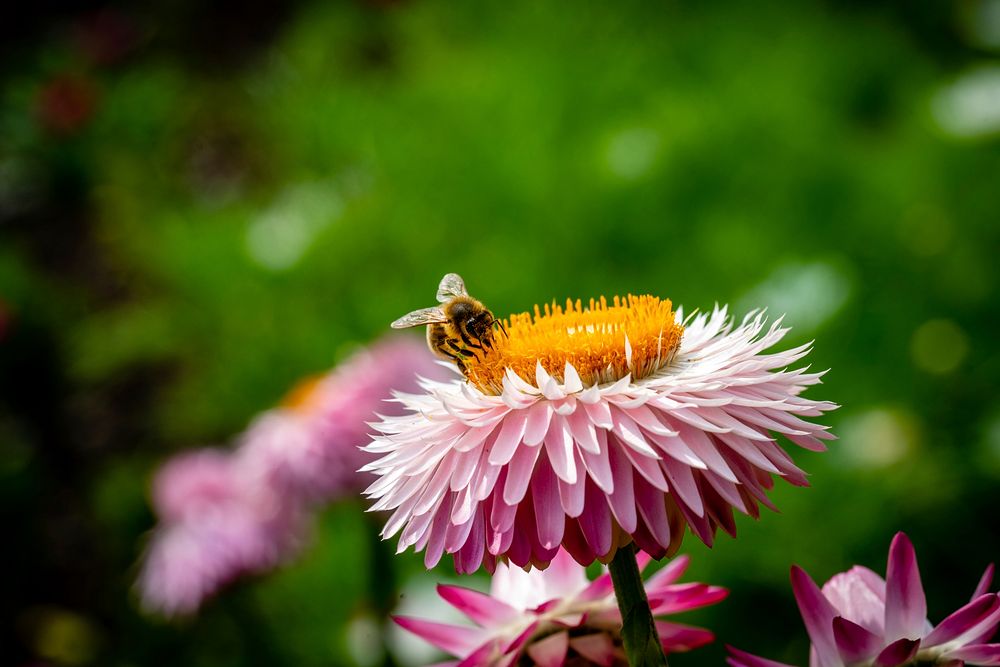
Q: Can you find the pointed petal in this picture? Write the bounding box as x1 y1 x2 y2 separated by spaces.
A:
436 585 521 627
884 532 927 642
973 564 996 601
655 621 714 652
790 566 841 667
924 594 999 647
392 616 485 656
944 643 1000 664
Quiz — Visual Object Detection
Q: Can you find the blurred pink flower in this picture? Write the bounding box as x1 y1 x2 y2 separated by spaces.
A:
137 336 447 616
137 448 305 616
396 548 727 666
238 336 451 503
364 305 836 573
727 533 1000 667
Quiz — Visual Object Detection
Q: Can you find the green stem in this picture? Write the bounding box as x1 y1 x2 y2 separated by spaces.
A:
608 544 668 667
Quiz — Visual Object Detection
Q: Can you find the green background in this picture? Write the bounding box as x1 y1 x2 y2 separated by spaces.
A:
2 1 998 665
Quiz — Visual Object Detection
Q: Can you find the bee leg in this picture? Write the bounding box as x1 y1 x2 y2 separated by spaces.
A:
447 339 476 358
494 319 508 339
439 346 468 373
458 328 484 352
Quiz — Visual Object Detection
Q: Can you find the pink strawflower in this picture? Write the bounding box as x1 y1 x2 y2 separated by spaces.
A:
364 300 836 573
137 336 446 615
727 532 1000 667
237 336 449 503
395 548 727 666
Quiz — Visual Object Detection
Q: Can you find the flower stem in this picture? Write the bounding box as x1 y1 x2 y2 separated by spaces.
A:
608 544 668 667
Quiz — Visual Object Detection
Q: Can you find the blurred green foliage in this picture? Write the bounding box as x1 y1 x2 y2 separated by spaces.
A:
1 0 998 665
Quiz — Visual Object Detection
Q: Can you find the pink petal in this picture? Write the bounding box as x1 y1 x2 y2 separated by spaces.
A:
832 616 881 664
567 408 601 454
544 417 578 484
872 637 920 666
655 620 715 652
569 633 618 666
821 566 886 637
923 594 1000 648
584 399 614 429
790 566 841 667
525 630 569 667
646 555 691 588
973 564 996 601
884 532 927 642
503 443 541 505
393 616 485 656
558 461 587 518
726 646 798 667
606 440 638 532
578 481 613 558
580 430 615 493
454 507 486 574
661 456 705 518
633 475 673 550
436 584 521 627
650 584 728 615
531 458 566 550
523 402 553 446
488 410 529 466
944 643 1000 664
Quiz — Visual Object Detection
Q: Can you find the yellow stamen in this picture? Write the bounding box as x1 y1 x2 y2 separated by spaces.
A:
464 294 683 395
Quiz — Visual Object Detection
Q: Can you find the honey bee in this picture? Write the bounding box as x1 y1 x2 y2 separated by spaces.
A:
391 273 505 372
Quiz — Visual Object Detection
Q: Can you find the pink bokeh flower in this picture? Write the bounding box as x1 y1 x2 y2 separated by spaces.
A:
395 548 727 666
727 532 1000 667
137 336 446 615
364 303 836 573
137 448 305 616
238 336 450 503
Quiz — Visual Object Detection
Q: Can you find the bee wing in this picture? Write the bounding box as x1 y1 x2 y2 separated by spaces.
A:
391 306 448 329
436 273 469 303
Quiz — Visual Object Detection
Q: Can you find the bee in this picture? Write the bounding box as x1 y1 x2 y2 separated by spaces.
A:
391 273 505 373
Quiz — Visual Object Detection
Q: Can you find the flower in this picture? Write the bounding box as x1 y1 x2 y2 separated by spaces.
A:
363 300 836 573
137 336 446 615
727 532 1000 667
395 548 727 666
238 336 449 503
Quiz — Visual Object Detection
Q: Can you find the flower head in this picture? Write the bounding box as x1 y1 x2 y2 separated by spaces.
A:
364 299 836 573
137 336 446 615
727 532 1000 667
395 548 727 666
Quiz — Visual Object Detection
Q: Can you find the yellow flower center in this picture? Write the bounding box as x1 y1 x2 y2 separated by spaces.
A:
464 294 683 395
